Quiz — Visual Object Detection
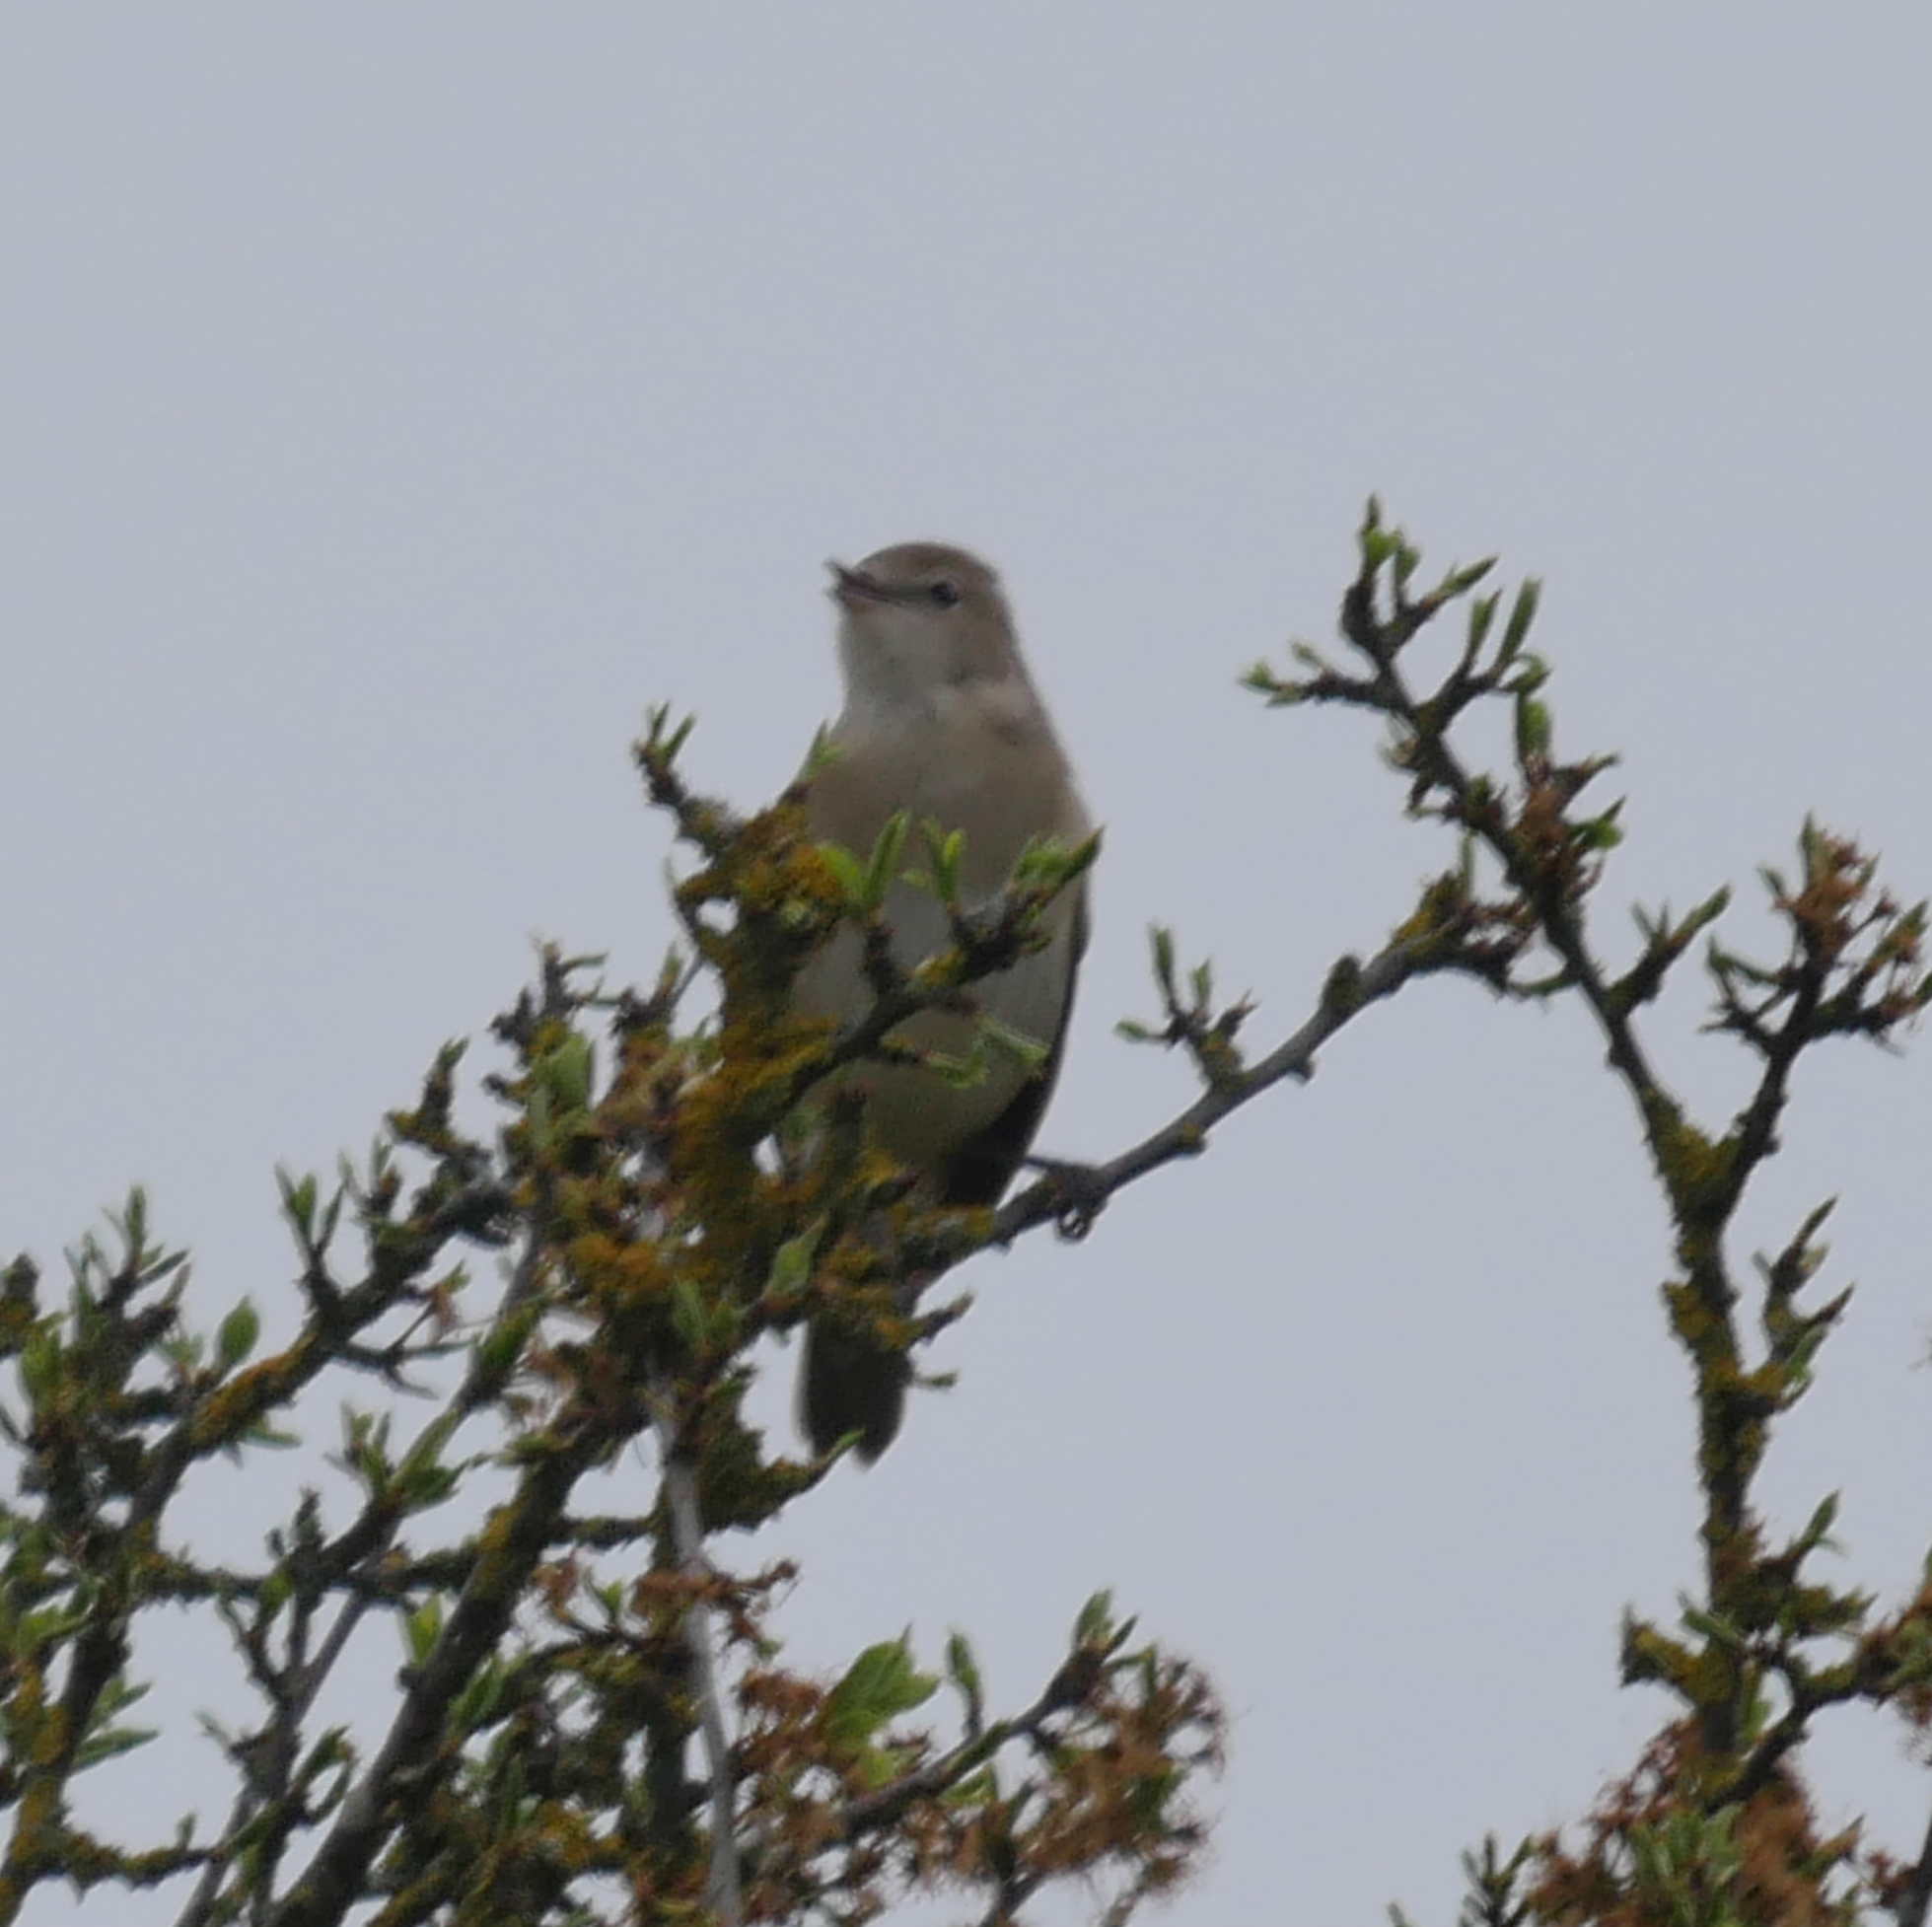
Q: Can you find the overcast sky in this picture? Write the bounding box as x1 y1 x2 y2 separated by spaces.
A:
6 10 1932 1924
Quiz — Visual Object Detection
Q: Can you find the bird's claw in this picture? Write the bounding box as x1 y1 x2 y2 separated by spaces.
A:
1024 1155 1109 1242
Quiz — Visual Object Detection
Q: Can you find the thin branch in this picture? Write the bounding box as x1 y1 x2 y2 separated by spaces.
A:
268 1416 606 1927
826 1651 1100 1843
1897 1795 1932 1927
648 1381 742 1927
994 935 1425 1245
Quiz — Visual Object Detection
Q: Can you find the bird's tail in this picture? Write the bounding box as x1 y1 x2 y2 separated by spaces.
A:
799 1320 910 1463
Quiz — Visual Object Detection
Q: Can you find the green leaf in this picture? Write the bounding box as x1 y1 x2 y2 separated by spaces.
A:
920 821 966 904
670 1277 709 1350
946 1631 983 1709
537 1032 595 1115
397 1452 459 1511
1499 577 1541 661
1440 557 1497 599
1466 590 1500 658
819 841 869 908
977 1017 1048 1075
862 813 912 913
1011 830 1097 891
802 723 840 774
1514 694 1551 763
922 1045 989 1091
643 704 697 762
476 1300 539 1378
765 1224 823 1303
19 1329 62 1402
76 1723 159 1769
402 1597 444 1668
318 1183 345 1253
216 1299 260 1372
1791 1492 1841 1561
1679 885 1732 943
823 1634 938 1750
1507 652 1550 696
1073 1590 1115 1646
1150 925 1178 1002
451 1656 506 1731
1680 1601 1744 1649
279 1170 319 1239
15 1603 89 1659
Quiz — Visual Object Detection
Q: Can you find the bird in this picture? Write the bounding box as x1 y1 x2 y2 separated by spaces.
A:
792 541 1091 1463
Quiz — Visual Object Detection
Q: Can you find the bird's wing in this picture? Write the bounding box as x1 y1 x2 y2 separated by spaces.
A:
937 878 1087 1206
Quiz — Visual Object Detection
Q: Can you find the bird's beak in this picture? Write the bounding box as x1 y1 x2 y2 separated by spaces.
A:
826 561 884 608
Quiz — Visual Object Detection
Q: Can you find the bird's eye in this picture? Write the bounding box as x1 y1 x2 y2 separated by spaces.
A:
929 580 963 608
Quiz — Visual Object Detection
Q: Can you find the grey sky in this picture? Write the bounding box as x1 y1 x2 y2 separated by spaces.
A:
6 9 1932 1922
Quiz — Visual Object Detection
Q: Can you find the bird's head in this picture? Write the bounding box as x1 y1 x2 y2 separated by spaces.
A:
827 542 1025 713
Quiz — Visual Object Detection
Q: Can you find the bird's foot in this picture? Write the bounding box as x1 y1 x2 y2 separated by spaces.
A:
1023 1155 1110 1242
